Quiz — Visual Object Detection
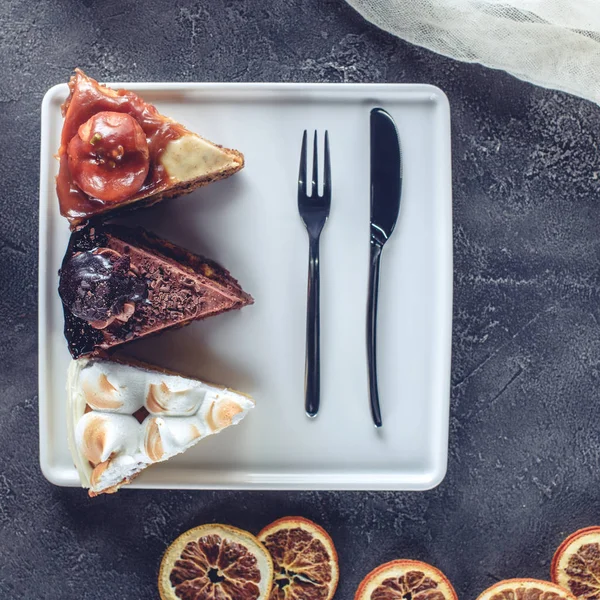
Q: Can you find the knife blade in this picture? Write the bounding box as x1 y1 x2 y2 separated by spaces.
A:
367 107 403 427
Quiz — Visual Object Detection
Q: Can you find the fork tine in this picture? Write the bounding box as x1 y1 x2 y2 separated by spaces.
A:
312 131 319 198
323 130 331 201
298 130 307 196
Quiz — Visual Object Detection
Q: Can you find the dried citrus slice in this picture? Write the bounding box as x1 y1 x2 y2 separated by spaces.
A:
355 559 457 600
258 516 339 600
551 526 600 598
477 579 577 600
158 523 274 600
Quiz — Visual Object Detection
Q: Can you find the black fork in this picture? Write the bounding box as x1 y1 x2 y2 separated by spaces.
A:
298 130 331 418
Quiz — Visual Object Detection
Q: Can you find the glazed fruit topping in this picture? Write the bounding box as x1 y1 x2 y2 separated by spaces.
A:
67 111 150 202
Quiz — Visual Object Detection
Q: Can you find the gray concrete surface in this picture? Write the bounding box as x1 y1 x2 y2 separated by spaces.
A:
2 0 600 598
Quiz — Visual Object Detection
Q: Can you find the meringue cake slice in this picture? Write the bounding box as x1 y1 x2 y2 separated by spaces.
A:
67 357 254 496
57 69 244 228
58 222 253 358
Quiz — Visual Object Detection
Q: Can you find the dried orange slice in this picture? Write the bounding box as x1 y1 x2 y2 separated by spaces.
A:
551 526 600 598
355 559 457 600
258 516 339 600
158 523 274 600
477 579 577 600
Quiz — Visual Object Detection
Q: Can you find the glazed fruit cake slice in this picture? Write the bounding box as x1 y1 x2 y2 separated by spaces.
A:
58 223 253 358
57 69 244 227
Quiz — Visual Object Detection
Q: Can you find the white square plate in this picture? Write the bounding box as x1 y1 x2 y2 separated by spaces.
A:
39 82 452 491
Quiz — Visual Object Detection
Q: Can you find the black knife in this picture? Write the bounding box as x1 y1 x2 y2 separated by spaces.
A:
367 107 403 427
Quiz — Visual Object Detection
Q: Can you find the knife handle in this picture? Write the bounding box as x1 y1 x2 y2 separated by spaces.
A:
367 239 383 427
305 236 321 418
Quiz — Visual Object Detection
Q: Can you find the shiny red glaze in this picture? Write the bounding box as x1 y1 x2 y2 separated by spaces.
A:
67 112 150 203
57 70 187 223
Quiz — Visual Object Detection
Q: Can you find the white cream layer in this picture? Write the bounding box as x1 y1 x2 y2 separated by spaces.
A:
66 358 254 494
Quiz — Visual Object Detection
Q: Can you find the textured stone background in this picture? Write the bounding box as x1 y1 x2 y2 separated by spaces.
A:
2 0 600 598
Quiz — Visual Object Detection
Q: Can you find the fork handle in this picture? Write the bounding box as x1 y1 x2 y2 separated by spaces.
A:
305 236 321 417
367 239 383 427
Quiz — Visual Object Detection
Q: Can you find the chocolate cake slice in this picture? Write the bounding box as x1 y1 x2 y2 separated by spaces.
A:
59 223 253 358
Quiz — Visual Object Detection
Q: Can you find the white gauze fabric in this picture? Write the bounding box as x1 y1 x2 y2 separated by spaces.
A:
346 0 600 104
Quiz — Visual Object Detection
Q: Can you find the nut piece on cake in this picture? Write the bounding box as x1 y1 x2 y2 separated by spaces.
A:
58 223 253 358
56 69 244 228
67 357 255 496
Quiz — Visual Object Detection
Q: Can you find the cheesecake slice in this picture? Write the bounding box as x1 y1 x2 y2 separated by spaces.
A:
67 357 254 496
58 223 253 358
56 69 244 228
